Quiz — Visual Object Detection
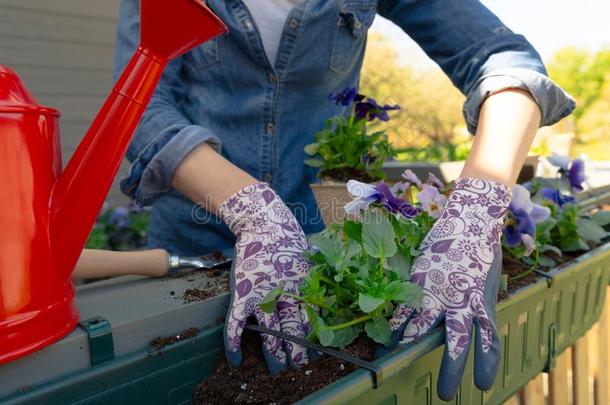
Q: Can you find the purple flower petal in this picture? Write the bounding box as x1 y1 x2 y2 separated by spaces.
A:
513 208 536 237
374 183 419 218
521 234 536 256
529 204 550 224
328 87 363 106
547 153 571 170
569 158 585 192
540 187 575 207
401 169 423 187
503 223 522 247
355 98 400 122
427 173 445 189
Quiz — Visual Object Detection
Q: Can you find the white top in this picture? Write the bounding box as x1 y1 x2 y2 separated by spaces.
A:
242 0 300 65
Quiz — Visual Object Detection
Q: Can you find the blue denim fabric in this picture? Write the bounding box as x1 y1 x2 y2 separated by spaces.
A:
114 0 574 255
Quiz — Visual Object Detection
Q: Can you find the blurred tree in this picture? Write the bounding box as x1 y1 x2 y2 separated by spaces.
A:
547 47 610 122
577 74 610 143
360 34 468 161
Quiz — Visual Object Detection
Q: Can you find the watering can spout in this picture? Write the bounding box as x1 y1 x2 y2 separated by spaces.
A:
50 0 227 279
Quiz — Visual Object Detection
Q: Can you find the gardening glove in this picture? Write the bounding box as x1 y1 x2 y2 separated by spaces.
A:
385 177 511 400
219 182 312 374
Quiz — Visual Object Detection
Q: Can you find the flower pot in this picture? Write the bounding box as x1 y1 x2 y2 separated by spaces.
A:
310 182 352 226
5 241 608 405
299 242 610 404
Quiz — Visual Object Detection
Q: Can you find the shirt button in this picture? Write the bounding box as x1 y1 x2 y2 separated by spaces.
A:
266 122 275 134
288 18 299 29
263 173 273 183
244 19 254 32
268 72 277 84
353 19 362 30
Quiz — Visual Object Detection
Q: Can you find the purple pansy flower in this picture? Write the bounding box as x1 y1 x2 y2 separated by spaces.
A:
374 183 419 218
503 208 535 246
427 173 445 189
401 169 423 188
568 158 585 192
502 185 550 255
547 153 586 192
547 153 571 170
521 234 536 257
344 180 419 218
540 187 575 207
109 206 131 229
389 181 410 196
417 184 447 218
344 180 381 215
360 149 378 166
328 87 364 106
354 98 400 121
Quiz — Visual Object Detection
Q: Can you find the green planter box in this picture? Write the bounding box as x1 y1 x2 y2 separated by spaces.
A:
4 243 609 405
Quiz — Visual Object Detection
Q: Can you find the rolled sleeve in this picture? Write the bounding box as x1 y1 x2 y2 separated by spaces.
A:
463 67 576 134
378 0 576 134
115 0 222 206
120 125 221 206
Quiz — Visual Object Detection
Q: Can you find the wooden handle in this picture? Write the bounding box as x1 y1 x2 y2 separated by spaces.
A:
73 249 169 280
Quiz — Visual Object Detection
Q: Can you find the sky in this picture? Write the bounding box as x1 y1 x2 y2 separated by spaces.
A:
371 0 610 69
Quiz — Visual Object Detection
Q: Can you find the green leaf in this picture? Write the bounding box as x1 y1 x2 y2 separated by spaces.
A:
304 143 319 156
577 218 608 243
356 261 370 281
521 256 536 266
309 233 342 267
305 305 319 330
592 210 610 226
304 158 324 168
343 220 363 244
260 286 283 313
536 218 557 237
538 256 557 267
541 244 562 256
318 328 335 346
384 281 423 307
386 252 411 280
330 325 360 348
364 317 392 345
362 211 397 259
343 239 362 263
358 293 385 313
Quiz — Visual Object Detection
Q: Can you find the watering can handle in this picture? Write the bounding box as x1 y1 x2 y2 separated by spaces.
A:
50 1 227 280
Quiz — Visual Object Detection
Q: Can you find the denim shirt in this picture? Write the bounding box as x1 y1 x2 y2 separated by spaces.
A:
114 0 575 256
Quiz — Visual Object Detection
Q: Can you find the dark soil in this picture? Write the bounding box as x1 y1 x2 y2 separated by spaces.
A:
194 330 375 404
181 272 230 304
150 327 199 352
183 288 219 303
498 255 537 301
498 247 594 301
194 243 604 403
320 168 375 183
210 250 227 261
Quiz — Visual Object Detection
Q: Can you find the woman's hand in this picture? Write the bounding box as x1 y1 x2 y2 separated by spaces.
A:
388 177 511 399
219 183 311 374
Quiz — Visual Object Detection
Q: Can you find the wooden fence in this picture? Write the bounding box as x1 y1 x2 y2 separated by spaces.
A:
505 286 610 405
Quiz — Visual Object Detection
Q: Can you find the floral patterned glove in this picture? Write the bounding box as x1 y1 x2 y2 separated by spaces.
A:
387 177 511 400
219 183 311 374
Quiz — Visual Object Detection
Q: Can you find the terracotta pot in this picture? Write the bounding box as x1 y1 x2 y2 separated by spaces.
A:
310 182 351 226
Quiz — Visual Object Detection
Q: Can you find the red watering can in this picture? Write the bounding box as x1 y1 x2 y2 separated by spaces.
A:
0 0 226 363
